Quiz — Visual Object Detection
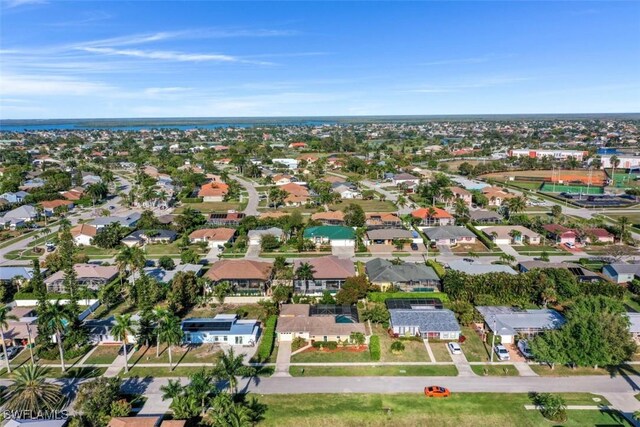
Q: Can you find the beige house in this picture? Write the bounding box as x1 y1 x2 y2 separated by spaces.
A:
481 225 541 245
276 304 367 343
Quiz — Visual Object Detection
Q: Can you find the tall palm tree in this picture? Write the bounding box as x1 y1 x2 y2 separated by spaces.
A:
159 315 183 371
160 378 183 400
0 306 18 373
214 348 256 395
507 196 527 215
4 365 64 412
295 262 316 293
111 314 137 373
153 306 169 357
618 216 630 243
116 246 147 299
40 300 72 372
610 155 620 184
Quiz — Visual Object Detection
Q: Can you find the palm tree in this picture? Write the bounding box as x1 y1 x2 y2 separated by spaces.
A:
112 314 137 373
40 300 72 372
159 315 183 371
396 195 407 210
295 262 316 293
4 365 64 412
454 198 469 219
153 306 169 357
0 306 18 373
214 281 232 305
160 378 183 400
618 216 630 243
214 348 256 395
507 196 527 215
610 155 620 184
116 246 146 299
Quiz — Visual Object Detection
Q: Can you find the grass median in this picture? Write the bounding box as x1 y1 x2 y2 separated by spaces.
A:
288 365 458 377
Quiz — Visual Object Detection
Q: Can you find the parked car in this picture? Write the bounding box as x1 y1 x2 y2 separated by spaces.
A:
448 342 462 355
462 258 475 263
45 242 56 252
564 242 575 249
493 344 510 361
0 346 20 360
410 243 419 251
109 205 116 210
424 386 451 398
517 339 533 359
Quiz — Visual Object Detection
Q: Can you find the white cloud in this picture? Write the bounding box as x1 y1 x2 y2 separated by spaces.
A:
3 0 47 8
79 47 273 65
0 73 114 96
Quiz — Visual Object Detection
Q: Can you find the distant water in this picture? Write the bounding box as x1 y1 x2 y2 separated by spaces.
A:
1 113 638 132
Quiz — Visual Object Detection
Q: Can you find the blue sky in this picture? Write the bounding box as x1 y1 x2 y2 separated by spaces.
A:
1 1 639 119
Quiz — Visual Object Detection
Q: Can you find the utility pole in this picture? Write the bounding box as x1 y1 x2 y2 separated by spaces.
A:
490 316 497 363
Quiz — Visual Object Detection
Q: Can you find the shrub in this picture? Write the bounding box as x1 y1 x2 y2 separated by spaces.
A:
465 223 495 249
312 341 338 350
292 337 307 352
390 340 405 353
531 393 567 422
368 292 448 303
369 335 381 361
252 315 277 363
426 259 446 278
181 197 204 203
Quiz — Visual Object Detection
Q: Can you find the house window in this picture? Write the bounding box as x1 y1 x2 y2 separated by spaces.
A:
214 336 219 342
235 336 243 345
223 336 228 341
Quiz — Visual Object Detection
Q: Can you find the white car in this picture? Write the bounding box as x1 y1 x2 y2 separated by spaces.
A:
517 340 533 359
493 344 510 361
448 342 462 355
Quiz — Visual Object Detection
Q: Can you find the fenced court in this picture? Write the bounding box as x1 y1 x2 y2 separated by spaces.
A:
540 183 604 194
481 169 607 186
608 171 640 188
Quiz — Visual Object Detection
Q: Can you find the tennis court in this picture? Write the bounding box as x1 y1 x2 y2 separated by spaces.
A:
540 183 604 194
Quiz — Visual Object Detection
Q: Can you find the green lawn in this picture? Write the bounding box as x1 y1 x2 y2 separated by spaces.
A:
129 344 222 366
258 393 628 427
512 245 563 254
144 243 207 256
470 364 519 376
530 364 619 376
291 348 372 363
429 342 453 362
1 366 106 379
81 246 118 257
121 366 208 378
329 199 398 212
83 345 121 365
289 365 458 377
373 325 430 363
460 327 491 362
174 201 243 214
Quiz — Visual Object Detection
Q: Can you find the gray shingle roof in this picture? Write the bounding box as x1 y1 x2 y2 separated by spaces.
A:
366 258 439 283
366 228 414 240
389 309 460 333
476 306 565 335
447 260 517 275
423 226 475 240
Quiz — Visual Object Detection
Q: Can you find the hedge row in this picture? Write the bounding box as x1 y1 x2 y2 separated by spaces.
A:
426 259 446 278
369 335 381 361
312 341 338 350
254 315 277 362
368 291 449 303
465 223 495 249
181 197 204 203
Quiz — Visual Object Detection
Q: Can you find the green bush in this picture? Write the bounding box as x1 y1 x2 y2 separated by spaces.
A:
426 259 446 278
181 197 204 203
312 341 338 350
37 344 91 361
390 340 405 353
531 393 567 422
465 223 495 249
369 335 381 361
253 315 277 362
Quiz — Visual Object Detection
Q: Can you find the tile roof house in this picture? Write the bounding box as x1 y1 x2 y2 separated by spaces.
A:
189 228 236 248
411 207 455 226
70 223 98 246
389 308 460 340
365 212 402 229
365 258 440 292
45 264 119 292
542 224 577 245
40 199 74 215
61 188 84 201
476 306 565 344
311 211 345 225
293 256 355 294
198 182 229 202
481 225 541 245
482 186 516 206
204 259 274 295
281 183 310 206
276 304 367 343
582 228 615 244
423 226 476 246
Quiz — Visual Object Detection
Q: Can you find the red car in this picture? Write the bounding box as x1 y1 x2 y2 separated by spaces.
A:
424 386 451 398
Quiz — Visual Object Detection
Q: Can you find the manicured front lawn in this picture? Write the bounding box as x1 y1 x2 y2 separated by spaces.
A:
289 365 458 377
84 345 121 365
291 347 372 363
429 342 453 362
174 202 243 214
130 344 222 366
460 327 491 362
374 325 430 363
530 364 615 376
144 243 207 256
512 245 563 254
329 199 398 212
258 393 628 427
1 366 106 379
122 366 209 378
470 364 519 376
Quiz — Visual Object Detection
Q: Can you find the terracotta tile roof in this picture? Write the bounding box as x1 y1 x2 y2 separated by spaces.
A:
108 417 161 427
70 223 98 237
280 183 309 197
366 212 401 222
198 182 229 197
584 228 613 238
61 189 84 201
189 228 236 241
40 199 73 209
411 207 453 219
293 256 355 279
311 211 345 221
285 194 309 204
204 260 273 281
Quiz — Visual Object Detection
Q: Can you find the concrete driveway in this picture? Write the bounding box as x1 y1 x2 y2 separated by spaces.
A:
332 245 355 258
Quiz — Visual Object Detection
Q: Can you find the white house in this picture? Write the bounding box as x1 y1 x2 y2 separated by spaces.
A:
70 224 98 246
248 227 285 246
272 158 299 170
182 314 259 346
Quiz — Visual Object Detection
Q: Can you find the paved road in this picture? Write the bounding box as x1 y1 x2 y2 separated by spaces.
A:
229 174 260 216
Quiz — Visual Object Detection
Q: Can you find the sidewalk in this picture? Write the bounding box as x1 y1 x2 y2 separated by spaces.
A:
514 362 538 377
